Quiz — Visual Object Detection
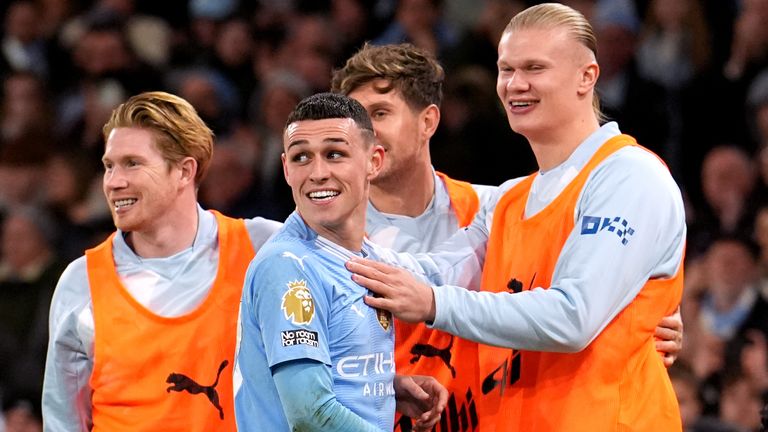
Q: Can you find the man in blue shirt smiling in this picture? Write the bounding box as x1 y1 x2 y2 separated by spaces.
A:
233 92 447 431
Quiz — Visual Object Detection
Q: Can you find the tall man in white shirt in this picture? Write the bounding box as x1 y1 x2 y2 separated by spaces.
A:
347 5 685 431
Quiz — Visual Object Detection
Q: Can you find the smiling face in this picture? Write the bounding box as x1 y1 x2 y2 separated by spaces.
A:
282 117 383 249
348 79 430 184
102 127 189 234
496 25 597 142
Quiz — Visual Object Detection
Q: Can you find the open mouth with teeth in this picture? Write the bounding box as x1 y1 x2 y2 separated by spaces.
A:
114 198 137 210
307 190 340 202
510 101 535 108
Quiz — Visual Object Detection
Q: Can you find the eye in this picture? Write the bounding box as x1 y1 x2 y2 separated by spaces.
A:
291 153 309 163
126 159 140 167
328 150 345 160
103 161 113 171
370 110 387 120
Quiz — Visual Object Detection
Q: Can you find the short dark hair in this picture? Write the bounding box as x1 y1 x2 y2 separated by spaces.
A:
285 92 374 134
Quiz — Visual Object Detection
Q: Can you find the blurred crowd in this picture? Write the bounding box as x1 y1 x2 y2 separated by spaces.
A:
0 0 766 431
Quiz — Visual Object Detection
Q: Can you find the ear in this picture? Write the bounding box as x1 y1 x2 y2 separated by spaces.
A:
179 157 197 187
421 104 441 140
367 144 385 180
281 153 290 185
577 62 599 96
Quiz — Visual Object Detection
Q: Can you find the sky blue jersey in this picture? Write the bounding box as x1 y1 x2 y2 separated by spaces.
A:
234 212 395 431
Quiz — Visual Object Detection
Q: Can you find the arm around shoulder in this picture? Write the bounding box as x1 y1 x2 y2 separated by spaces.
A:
430 150 686 352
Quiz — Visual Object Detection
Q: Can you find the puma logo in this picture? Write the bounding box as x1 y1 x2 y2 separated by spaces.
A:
410 335 456 377
166 359 229 419
507 273 536 294
282 251 308 270
507 278 523 293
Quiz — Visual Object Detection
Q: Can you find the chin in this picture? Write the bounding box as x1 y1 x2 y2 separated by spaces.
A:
508 122 543 139
316 216 345 230
113 216 141 233
371 167 399 185
114 222 133 232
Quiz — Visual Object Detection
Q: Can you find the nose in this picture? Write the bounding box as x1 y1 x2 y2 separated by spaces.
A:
103 166 128 191
505 71 528 92
309 158 330 183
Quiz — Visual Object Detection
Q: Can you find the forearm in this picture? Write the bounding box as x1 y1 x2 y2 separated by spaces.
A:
431 154 686 352
430 258 666 352
273 360 384 432
42 321 94 431
431 284 592 352
374 224 487 291
42 372 93 432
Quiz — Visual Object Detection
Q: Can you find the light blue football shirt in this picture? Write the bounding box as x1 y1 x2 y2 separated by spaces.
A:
234 212 395 431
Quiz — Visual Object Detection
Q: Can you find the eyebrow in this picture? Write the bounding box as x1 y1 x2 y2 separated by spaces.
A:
101 154 140 164
366 101 392 111
287 137 349 150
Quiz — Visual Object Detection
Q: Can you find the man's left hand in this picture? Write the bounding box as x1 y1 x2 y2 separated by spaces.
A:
654 306 683 367
393 374 448 432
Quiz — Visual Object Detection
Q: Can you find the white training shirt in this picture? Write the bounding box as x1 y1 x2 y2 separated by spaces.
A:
366 170 497 254
41 206 281 432
421 122 686 352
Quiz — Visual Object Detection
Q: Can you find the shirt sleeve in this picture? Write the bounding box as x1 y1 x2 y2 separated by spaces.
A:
244 217 283 251
272 359 384 432
246 246 332 368
371 177 521 292
431 149 686 352
42 258 94 432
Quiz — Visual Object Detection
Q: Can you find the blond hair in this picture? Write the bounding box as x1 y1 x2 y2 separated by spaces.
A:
506 3 604 121
102 91 214 185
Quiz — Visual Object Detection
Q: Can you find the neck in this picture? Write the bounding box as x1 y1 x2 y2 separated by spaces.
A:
302 209 367 252
369 164 435 217
320 230 364 252
127 201 200 258
528 116 601 171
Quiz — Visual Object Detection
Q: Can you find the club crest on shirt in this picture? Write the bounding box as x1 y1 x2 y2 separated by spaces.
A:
376 308 392 332
281 280 315 325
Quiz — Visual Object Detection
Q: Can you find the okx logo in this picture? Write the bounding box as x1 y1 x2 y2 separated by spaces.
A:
580 215 635 245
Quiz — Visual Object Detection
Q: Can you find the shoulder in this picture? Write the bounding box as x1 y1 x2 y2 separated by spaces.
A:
497 176 528 193
249 234 317 278
243 216 283 232
243 217 283 249
580 146 685 231
55 256 90 298
603 145 673 173
245 239 332 307
590 146 682 197
470 183 498 206
50 256 92 325
244 238 306 285
487 176 529 205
